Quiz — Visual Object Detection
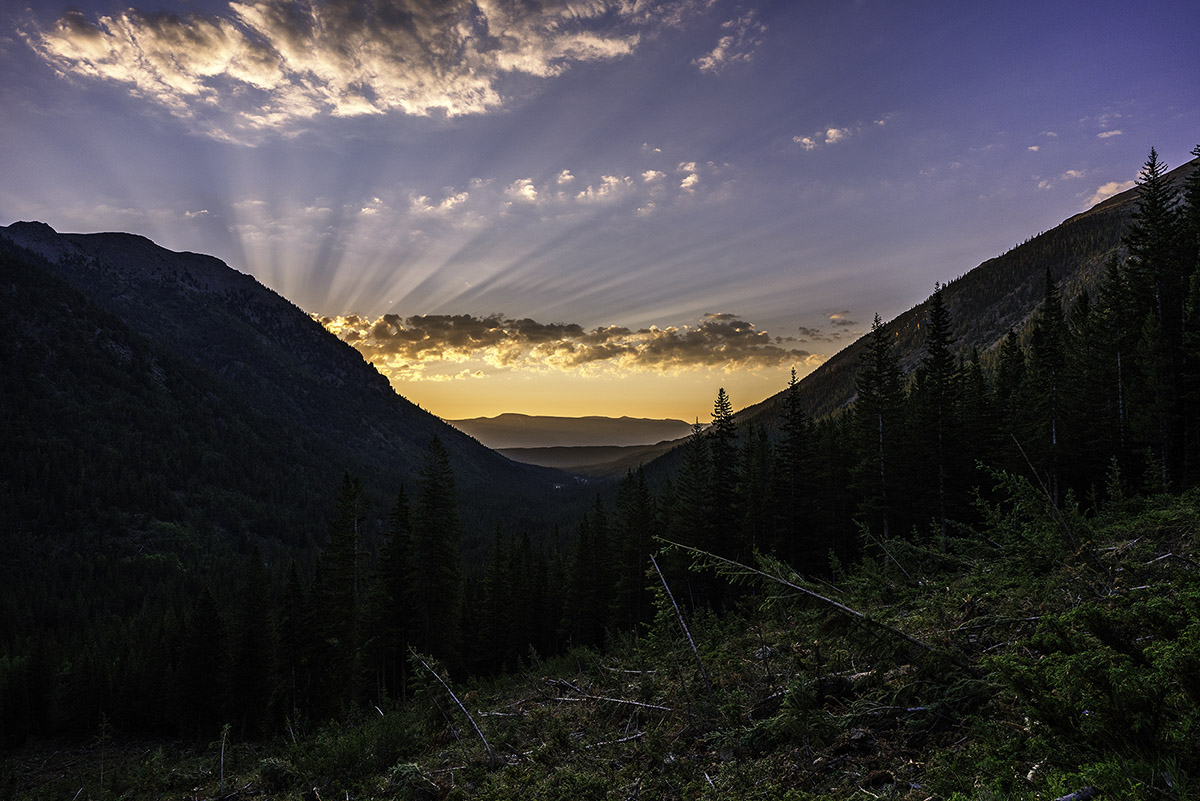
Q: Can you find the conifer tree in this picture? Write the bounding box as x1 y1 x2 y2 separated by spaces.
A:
1124 147 1187 487
364 487 412 703
772 368 816 567
667 421 716 605
853 314 905 537
276 563 311 720
312 473 369 710
739 421 772 554
911 284 959 544
561 497 613 647
409 436 464 672
708 387 742 556
611 468 655 633
224 547 276 738
1183 146 1200 482
176 588 226 740
1024 270 1068 501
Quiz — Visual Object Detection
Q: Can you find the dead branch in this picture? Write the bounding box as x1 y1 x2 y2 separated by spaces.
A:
650 553 713 696
547 678 673 712
413 651 496 768
658 538 977 675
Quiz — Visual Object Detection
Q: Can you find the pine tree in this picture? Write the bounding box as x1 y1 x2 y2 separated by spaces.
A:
772 368 817 567
667 421 716 605
561 497 613 647
911 284 959 545
853 314 905 537
1124 147 1187 487
176 588 226 740
611 468 656 633
738 421 772 554
1183 146 1200 483
223 547 276 738
409 437 464 673
276 563 311 720
708 387 742 557
1024 270 1068 501
363 487 412 703
313 473 369 710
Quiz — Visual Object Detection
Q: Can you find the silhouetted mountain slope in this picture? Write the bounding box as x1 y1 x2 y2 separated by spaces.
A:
0 223 578 556
736 158 1199 429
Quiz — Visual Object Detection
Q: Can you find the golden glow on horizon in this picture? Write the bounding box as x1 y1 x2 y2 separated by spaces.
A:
315 310 829 419
387 364 809 422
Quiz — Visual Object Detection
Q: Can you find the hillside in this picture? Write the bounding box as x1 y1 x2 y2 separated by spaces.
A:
0 223 581 553
9 488 1199 800
736 158 1198 428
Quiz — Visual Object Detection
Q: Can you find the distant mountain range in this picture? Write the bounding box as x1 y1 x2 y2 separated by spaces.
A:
448 413 693 449
0 222 580 558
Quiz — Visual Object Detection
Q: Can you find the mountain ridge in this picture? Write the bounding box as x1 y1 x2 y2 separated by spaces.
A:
734 157 1200 428
0 222 581 554
448 412 693 449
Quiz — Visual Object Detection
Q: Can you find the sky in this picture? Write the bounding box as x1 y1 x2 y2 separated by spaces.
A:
2 0 1198 422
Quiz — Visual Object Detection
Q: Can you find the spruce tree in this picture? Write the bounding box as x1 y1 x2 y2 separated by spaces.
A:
611 468 655 633
312 474 369 710
223 547 276 739
772 368 816 567
667 421 716 605
911 284 959 545
1024 270 1068 502
364 487 412 703
708 387 742 557
409 436 464 673
1124 147 1186 487
853 314 905 538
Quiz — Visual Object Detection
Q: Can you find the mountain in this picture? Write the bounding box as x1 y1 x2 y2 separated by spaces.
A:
735 158 1199 430
0 222 579 558
448 413 693 448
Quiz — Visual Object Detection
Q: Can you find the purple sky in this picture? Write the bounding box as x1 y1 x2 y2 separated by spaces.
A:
3 0 1198 419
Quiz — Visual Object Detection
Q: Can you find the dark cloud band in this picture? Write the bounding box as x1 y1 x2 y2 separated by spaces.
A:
319 311 820 380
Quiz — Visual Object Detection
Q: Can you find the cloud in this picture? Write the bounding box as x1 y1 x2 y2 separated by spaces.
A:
1035 168 1088 192
796 325 831 342
1097 130 1123 139
576 174 633 203
828 310 857 327
1085 180 1135 207
25 0 713 142
824 127 851 145
693 9 767 74
1027 145 1039 152
505 178 540 204
319 311 818 380
397 153 719 225
411 190 470 215
793 122 866 151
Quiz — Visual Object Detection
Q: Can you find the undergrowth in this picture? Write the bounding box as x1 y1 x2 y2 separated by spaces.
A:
4 478 1198 800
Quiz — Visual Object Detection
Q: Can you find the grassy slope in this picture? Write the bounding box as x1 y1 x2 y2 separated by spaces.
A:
8 482 1198 800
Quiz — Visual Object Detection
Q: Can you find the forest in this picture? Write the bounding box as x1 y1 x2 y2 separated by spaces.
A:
3 145 1200 799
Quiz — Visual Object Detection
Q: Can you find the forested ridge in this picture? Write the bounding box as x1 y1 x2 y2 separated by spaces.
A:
4 146 1200 800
